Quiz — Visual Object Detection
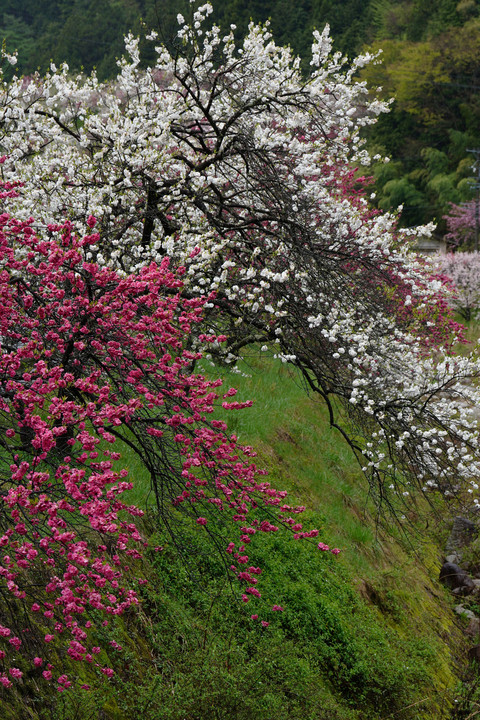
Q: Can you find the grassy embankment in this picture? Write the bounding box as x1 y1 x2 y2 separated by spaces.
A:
1 352 472 720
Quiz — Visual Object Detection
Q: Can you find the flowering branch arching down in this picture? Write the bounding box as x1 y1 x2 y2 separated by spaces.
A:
0 195 329 688
1 4 480 509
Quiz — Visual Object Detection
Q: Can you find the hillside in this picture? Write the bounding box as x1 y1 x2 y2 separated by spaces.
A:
0 356 473 720
1 0 473 76
1 4 480 718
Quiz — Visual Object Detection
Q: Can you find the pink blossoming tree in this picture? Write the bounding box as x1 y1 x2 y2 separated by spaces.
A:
0 186 329 689
433 252 480 321
443 201 477 249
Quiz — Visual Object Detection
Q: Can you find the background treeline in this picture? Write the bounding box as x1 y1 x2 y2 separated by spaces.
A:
2 0 480 227
1 0 374 80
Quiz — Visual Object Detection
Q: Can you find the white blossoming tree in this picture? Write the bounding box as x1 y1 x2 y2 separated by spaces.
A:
1 1 480 511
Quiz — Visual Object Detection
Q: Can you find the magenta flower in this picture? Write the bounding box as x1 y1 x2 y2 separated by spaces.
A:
0 675 12 688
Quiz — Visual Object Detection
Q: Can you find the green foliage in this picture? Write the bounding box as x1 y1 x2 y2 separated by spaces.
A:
378 176 426 225
361 16 480 226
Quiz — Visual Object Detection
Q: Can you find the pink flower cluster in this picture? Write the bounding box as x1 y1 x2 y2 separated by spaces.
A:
0 186 338 687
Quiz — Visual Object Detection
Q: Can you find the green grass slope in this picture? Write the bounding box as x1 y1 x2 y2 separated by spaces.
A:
1 355 469 719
